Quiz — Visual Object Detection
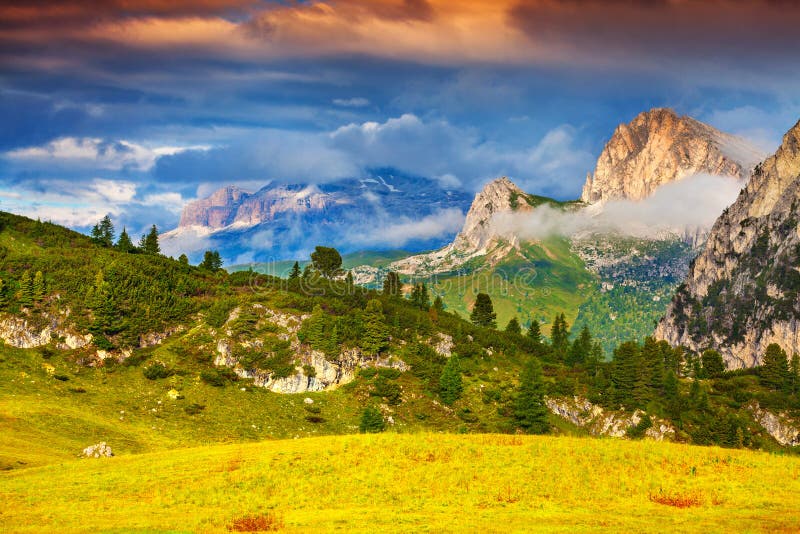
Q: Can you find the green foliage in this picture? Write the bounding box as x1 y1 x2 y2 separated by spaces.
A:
470 293 496 328
439 355 463 405
288 262 301 281
18 270 33 307
360 299 388 356
527 319 541 344
143 362 171 380
761 343 789 391
311 246 342 279
701 349 726 378
91 216 115 248
116 228 135 253
550 313 569 360
359 405 385 433
410 282 430 310
139 225 160 255
205 298 237 329
626 415 653 439
32 270 45 302
298 305 340 356
514 357 549 434
505 317 521 335
199 251 223 271
383 271 401 297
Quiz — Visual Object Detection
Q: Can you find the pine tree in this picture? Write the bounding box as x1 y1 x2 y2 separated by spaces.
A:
138 225 160 254
0 278 7 308
550 313 570 359
790 353 800 395
567 325 592 366
410 282 430 310
89 270 118 336
98 215 115 247
345 271 354 295
178 254 189 265
383 271 401 297
663 370 682 422
361 299 388 355
18 270 33 307
514 357 550 434
433 295 444 311
288 261 301 281
116 228 135 253
611 341 639 408
470 293 497 328
359 405 385 433
439 355 463 405
761 343 789 391
310 246 342 279
90 224 104 245
200 250 223 271
32 271 45 302
701 349 726 378
527 319 542 344
505 317 522 335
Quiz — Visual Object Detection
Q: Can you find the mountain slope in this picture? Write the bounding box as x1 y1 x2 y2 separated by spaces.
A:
581 108 763 203
162 170 472 264
656 119 800 368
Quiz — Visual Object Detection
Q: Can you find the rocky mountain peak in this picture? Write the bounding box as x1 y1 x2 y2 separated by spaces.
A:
581 108 764 203
453 176 530 253
655 118 800 368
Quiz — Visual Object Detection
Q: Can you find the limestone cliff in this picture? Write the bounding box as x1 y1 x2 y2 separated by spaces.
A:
581 108 763 203
656 119 800 368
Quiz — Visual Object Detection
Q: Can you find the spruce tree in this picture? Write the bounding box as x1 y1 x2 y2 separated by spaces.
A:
505 317 522 335
567 325 592 366
433 295 444 311
32 271 45 302
410 282 430 309
470 293 497 328
611 341 639 408
550 313 570 359
116 227 135 253
200 250 223 271
527 319 542 344
439 355 463 405
359 405 385 433
90 224 104 245
361 299 388 355
140 225 160 254
98 215 115 247
383 271 401 297
663 370 682 422
178 254 189 265
18 270 33 307
288 261 301 281
514 357 550 434
761 343 789 391
701 349 726 378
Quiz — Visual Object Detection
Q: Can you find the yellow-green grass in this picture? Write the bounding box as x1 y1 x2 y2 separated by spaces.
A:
2 433 799 533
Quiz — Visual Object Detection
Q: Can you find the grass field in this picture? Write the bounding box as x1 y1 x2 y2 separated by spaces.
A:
2 433 799 533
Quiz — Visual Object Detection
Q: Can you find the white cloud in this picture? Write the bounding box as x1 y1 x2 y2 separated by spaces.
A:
5 137 210 171
343 208 465 248
491 173 744 241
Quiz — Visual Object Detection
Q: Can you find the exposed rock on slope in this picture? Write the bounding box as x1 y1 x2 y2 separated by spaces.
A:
656 119 800 368
581 108 763 203
545 396 675 441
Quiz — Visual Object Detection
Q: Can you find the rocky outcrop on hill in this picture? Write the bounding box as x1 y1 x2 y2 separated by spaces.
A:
581 108 763 203
213 305 408 393
748 403 800 447
656 119 800 368
545 396 675 441
0 311 91 350
81 442 113 458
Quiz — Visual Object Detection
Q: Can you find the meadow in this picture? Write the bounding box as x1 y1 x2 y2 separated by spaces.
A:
2 433 799 533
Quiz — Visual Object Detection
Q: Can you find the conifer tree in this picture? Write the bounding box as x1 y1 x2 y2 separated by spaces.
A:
439 355 463 405
433 295 444 311
505 317 522 335
611 341 639 408
761 343 789 391
0 278 6 308
514 357 549 434
550 313 570 359
567 325 592 366
98 215 115 247
361 299 389 355
790 353 800 395
527 319 542 344
18 270 33 307
345 271 354 295
701 349 726 378
140 225 160 254
200 250 223 271
470 293 497 328
383 271 401 297
663 370 682 422
410 282 430 309
288 261 301 281
178 254 189 265
359 405 385 433
32 271 45 302
310 246 342 279
116 227 135 253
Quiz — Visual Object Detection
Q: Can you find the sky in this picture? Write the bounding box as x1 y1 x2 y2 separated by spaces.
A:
2 0 800 240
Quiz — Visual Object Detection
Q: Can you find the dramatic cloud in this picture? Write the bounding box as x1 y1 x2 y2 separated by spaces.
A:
492 174 744 241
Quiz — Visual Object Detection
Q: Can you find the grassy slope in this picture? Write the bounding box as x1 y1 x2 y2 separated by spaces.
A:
2 433 799 533
431 237 596 333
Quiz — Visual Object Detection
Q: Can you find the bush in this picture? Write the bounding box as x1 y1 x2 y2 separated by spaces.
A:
184 403 206 415
627 415 653 439
360 367 378 379
359 405 385 433
371 376 402 405
143 362 171 380
92 335 115 351
200 368 236 387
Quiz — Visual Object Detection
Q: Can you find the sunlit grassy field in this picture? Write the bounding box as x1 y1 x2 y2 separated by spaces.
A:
2 433 799 533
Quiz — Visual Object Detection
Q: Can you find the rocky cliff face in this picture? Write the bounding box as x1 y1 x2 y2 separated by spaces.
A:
656 119 800 368
581 108 763 203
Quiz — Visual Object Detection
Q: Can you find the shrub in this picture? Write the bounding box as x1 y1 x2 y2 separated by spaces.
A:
371 376 402 405
200 369 227 387
627 415 653 439
184 403 206 415
359 405 385 433
360 367 378 379
143 362 171 380
377 368 402 380
228 513 284 532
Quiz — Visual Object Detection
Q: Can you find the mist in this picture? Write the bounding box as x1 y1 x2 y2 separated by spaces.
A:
491 174 744 241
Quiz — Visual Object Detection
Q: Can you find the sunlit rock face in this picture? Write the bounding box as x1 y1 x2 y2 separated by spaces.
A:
581 108 763 204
